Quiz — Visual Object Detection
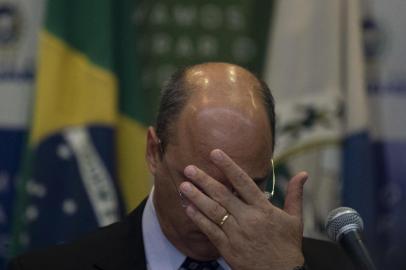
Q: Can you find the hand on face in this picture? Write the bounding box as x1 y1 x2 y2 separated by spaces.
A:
179 149 308 270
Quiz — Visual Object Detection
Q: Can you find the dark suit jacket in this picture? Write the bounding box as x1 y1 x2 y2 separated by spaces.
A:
9 199 355 270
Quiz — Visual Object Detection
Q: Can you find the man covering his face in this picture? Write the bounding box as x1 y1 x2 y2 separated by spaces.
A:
9 62 355 270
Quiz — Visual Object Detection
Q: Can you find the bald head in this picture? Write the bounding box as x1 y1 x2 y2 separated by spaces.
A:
155 62 275 155
149 63 275 259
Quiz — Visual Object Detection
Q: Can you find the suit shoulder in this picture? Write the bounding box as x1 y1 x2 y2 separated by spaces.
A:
303 237 356 270
9 219 131 270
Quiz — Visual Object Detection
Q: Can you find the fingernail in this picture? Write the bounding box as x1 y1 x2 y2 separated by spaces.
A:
180 182 193 194
184 165 197 177
211 149 223 162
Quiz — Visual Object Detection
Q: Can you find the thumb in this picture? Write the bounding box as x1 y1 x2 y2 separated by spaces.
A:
283 172 308 217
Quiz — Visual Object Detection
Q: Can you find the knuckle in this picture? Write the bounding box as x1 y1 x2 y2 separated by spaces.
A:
197 170 209 182
187 186 200 199
236 171 247 182
209 203 224 216
219 193 233 207
231 171 248 189
222 159 234 170
210 231 224 245
222 160 235 172
245 214 263 227
250 215 262 226
211 184 229 200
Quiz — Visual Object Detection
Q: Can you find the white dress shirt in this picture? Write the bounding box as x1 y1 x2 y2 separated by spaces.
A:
142 188 230 270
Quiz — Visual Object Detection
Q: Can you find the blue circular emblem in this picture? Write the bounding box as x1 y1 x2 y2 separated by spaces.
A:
0 4 20 45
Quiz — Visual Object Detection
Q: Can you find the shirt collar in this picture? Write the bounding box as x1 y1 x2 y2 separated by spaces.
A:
142 187 230 270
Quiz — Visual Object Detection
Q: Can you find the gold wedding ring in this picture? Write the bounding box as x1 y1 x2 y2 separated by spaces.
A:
219 213 230 226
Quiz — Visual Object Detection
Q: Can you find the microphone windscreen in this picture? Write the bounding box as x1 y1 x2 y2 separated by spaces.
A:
325 207 364 242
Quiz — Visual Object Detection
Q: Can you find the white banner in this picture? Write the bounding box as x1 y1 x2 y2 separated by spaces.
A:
264 0 366 239
0 0 44 128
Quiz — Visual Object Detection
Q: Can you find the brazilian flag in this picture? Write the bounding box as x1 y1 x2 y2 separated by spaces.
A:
10 0 276 259
10 0 152 255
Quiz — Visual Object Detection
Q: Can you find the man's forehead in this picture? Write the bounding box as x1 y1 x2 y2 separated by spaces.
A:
173 105 272 171
184 106 265 142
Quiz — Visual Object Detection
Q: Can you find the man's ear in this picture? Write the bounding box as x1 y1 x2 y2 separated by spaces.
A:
146 127 161 175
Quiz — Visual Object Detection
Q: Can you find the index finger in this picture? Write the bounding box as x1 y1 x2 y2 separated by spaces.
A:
210 149 269 206
284 172 308 218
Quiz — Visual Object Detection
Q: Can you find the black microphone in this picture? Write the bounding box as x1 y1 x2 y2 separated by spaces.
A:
325 207 377 270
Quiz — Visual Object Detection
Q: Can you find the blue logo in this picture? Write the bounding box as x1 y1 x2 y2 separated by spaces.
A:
0 4 20 46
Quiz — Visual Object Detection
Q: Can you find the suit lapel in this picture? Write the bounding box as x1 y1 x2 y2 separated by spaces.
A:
93 199 148 270
128 199 148 269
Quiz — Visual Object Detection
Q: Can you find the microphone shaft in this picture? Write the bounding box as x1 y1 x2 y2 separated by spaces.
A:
339 231 377 270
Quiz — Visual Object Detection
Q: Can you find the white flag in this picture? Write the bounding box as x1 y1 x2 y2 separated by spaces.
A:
263 0 367 239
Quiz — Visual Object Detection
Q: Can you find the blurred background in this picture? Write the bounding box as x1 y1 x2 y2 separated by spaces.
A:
0 0 405 269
